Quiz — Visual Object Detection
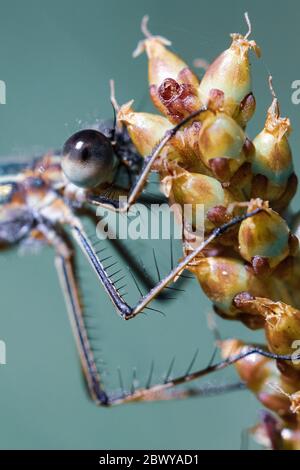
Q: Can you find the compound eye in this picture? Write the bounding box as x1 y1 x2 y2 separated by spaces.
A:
62 129 115 188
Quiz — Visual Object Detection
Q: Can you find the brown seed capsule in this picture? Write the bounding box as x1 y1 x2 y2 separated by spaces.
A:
133 16 201 123
189 257 270 317
198 14 260 121
252 78 295 205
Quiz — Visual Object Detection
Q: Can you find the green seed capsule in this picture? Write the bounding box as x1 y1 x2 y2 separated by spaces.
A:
118 102 172 157
198 29 260 121
165 169 229 230
198 112 246 180
238 201 290 268
252 94 294 204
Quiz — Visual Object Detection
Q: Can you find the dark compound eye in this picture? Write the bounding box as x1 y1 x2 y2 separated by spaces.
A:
62 129 116 188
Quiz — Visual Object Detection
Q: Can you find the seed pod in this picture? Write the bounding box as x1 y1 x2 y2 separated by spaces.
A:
198 14 260 123
252 79 296 207
252 413 300 450
220 340 299 421
220 339 272 392
189 257 269 320
252 413 285 450
165 168 233 231
233 296 300 371
198 112 247 180
238 200 292 270
133 17 201 123
118 101 172 157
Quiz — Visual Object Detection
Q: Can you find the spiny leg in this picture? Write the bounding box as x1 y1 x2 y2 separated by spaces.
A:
36 222 251 406
70 208 263 320
38 222 300 406
40 224 109 406
55 254 109 405
87 106 208 212
111 344 300 405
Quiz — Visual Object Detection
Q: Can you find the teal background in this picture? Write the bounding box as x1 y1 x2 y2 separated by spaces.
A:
0 0 299 450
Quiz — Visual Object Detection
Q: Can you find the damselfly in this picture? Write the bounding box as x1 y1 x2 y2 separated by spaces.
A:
1 14 300 450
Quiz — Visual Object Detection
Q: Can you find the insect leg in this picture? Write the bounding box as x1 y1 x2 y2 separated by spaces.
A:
36 223 252 406
109 345 300 405
40 224 110 405
87 106 208 212
71 209 262 320
55 254 109 405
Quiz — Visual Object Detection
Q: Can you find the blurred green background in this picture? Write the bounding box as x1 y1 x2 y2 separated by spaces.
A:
0 0 299 450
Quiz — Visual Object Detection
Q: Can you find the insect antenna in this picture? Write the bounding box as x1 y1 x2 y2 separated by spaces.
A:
109 79 120 143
